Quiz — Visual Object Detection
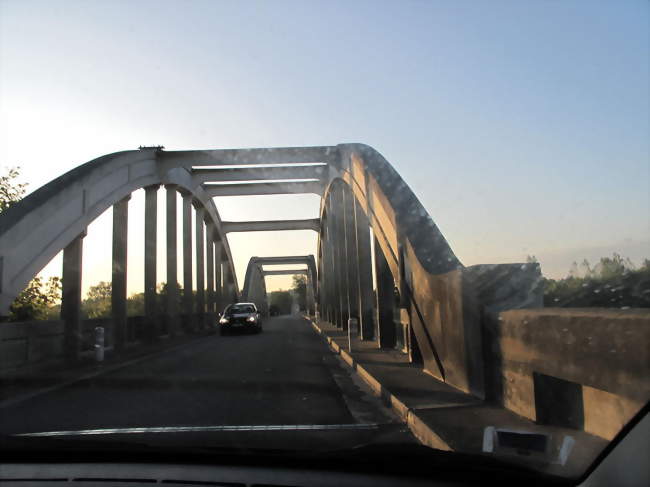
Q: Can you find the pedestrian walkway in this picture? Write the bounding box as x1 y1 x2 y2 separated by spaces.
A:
310 319 607 479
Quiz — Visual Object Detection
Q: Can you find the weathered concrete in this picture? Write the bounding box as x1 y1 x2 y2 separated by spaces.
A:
206 222 215 315
262 269 307 276
181 193 194 331
0 147 240 316
241 262 268 315
342 186 360 330
3 142 630 407
497 308 650 440
221 218 319 233
61 231 85 361
192 165 326 184
374 236 396 348
144 185 159 341
112 196 129 352
214 239 223 312
463 263 544 402
195 205 206 330
354 199 374 340
204 181 323 197
242 256 316 316
165 186 180 336
330 185 348 329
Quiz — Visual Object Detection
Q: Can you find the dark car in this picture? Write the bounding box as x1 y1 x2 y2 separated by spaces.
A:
218 302 263 335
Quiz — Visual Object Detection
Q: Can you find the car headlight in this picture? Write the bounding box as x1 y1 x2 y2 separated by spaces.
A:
219 317 229 324
247 316 256 323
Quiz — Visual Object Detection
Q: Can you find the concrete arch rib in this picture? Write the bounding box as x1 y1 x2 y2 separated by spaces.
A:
318 144 485 397
241 256 317 316
0 149 239 313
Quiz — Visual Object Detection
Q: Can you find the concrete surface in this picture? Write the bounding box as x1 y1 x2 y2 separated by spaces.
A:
311 319 609 479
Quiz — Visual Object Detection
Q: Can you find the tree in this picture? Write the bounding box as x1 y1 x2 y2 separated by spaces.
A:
157 282 182 314
83 281 112 319
127 292 145 316
269 290 293 315
291 274 307 311
544 253 650 308
0 166 27 213
9 276 62 321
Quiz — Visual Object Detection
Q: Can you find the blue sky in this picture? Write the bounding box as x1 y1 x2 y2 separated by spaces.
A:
1 0 648 293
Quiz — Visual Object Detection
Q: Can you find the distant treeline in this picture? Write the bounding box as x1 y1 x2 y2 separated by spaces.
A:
539 254 650 308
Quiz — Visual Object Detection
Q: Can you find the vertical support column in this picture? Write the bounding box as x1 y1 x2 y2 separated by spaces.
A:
374 236 396 348
343 187 360 330
222 263 230 303
331 185 348 329
323 214 336 324
317 228 325 321
306 271 316 315
354 198 374 340
225 263 235 302
206 221 215 323
112 196 129 353
195 205 206 330
165 185 180 337
144 185 159 342
214 238 223 313
182 193 194 331
62 231 85 362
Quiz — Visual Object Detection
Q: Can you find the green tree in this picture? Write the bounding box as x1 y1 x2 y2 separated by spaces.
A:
269 290 293 315
127 292 145 316
157 282 182 314
9 276 62 321
544 253 649 308
291 274 307 311
0 166 27 213
82 281 112 318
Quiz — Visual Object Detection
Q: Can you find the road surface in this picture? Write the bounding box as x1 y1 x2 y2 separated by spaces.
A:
0 315 414 452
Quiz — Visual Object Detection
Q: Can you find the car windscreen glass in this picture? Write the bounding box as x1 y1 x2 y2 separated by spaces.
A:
228 306 255 314
0 2 647 485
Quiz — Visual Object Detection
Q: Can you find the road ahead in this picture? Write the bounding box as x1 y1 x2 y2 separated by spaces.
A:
0 315 414 452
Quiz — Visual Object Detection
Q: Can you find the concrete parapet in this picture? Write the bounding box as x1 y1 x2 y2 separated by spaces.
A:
497 308 650 440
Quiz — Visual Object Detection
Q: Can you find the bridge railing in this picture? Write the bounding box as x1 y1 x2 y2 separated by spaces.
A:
0 313 215 372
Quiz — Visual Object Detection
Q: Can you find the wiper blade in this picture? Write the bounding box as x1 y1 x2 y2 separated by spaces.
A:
11 423 382 437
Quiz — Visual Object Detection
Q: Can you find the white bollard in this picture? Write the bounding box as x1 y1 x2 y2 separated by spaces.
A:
95 326 105 362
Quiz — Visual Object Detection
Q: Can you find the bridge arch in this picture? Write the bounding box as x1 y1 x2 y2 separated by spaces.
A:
317 144 483 396
0 143 538 398
242 256 317 317
0 148 240 358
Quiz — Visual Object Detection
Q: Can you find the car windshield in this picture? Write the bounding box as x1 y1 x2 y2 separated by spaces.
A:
227 305 255 314
0 1 648 485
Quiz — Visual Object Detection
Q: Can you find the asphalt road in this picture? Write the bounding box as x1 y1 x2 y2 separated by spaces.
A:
0 315 414 453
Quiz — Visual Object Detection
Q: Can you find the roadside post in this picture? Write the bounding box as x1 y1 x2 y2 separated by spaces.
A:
95 326 105 363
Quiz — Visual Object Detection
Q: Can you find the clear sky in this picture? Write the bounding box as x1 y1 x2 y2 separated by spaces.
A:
1 0 648 296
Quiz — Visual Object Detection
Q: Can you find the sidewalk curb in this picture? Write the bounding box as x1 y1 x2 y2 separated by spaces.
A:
309 319 453 451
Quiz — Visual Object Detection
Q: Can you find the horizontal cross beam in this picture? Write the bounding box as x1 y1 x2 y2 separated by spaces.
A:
204 181 323 197
193 165 326 183
222 219 319 233
263 269 308 276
